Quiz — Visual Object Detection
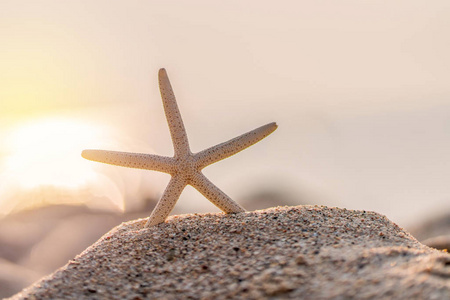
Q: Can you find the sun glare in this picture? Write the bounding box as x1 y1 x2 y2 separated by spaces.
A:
0 117 126 214
6 118 99 188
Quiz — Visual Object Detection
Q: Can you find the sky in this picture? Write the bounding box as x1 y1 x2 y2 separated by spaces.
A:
1 1 450 226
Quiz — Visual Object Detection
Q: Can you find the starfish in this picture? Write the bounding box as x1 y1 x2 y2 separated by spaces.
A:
82 68 277 227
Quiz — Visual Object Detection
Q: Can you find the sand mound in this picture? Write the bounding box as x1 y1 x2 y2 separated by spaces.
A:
10 206 450 299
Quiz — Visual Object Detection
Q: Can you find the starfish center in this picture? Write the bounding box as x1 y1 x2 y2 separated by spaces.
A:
174 155 198 182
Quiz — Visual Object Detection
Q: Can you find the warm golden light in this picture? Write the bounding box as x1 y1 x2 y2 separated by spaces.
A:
0 117 127 215
6 118 99 188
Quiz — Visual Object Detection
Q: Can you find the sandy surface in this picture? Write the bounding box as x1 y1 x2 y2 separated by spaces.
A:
10 205 450 299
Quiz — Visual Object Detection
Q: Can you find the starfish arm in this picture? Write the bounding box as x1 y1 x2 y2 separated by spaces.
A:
159 68 191 157
195 122 277 169
82 150 175 174
145 176 186 227
190 172 245 214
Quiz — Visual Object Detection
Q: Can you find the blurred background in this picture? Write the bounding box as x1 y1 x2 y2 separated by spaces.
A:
1 0 450 297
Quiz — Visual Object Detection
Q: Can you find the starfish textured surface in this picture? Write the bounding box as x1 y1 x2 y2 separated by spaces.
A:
82 69 277 227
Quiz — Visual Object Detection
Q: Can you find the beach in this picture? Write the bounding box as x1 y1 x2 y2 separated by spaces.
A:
9 205 450 299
